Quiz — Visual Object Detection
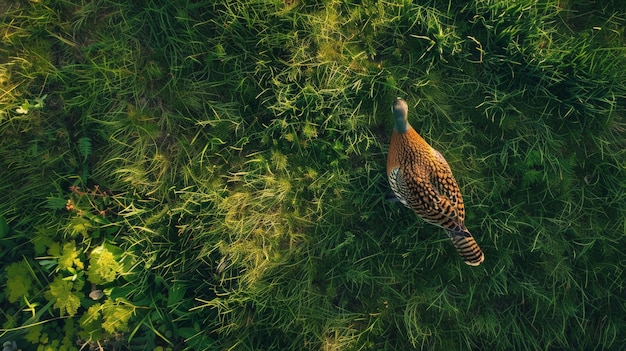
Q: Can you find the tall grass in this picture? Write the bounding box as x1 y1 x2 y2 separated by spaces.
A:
1 0 625 350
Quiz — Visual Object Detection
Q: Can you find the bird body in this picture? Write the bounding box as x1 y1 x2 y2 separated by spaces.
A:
387 98 484 266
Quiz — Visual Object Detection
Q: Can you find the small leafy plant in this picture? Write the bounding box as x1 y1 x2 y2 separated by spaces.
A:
14 95 47 115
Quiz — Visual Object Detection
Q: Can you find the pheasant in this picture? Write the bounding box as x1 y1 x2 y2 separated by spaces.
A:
387 98 484 266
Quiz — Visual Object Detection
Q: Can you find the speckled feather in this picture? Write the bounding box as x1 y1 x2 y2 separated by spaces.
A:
387 98 484 266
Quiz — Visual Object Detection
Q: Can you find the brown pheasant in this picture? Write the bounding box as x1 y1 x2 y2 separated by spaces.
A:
387 98 484 266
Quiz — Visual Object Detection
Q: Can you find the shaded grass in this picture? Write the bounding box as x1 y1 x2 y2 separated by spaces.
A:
1 0 626 350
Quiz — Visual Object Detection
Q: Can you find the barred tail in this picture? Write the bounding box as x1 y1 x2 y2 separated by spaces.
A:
448 230 484 266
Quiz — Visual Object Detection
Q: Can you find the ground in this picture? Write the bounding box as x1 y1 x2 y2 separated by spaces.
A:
1 0 625 350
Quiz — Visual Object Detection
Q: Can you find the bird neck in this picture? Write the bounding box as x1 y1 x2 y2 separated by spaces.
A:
394 112 410 134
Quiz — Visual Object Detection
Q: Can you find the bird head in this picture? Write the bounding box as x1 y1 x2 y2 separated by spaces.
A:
393 98 410 133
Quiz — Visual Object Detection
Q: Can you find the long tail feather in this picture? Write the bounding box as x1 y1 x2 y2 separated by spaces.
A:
448 230 485 266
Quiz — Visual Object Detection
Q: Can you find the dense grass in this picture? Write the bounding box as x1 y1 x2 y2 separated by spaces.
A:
1 0 625 350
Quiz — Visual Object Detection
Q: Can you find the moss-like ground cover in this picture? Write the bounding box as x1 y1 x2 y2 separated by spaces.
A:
1 0 625 350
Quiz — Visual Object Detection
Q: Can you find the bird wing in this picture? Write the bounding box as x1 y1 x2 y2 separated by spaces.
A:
427 148 466 230
388 167 410 207
396 162 452 228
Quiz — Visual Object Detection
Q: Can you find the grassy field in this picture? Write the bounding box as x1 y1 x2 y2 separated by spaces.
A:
1 0 625 350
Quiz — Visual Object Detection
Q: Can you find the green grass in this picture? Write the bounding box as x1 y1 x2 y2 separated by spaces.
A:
1 0 626 350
